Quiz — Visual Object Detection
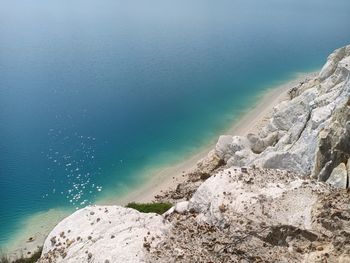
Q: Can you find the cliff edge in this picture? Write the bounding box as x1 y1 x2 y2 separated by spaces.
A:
39 45 350 263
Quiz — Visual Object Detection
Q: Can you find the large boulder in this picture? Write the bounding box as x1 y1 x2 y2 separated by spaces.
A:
39 206 169 263
247 132 278 154
196 150 223 174
215 135 251 162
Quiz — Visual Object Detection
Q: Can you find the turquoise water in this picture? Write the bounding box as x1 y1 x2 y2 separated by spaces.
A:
0 0 349 246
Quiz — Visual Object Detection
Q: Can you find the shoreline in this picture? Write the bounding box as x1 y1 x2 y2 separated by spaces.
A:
103 70 319 205
3 70 319 258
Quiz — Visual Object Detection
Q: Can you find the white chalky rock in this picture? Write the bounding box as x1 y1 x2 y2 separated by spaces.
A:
209 44 350 180
174 201 189 214
39 206 169 263
327 163 348 189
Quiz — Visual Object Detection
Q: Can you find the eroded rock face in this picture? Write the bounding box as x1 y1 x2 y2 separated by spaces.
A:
208 45 350 183
147 168 350 262
38 206 169 263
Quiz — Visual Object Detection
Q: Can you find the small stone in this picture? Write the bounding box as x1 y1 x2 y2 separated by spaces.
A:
218 204 227 213
316 246 324 251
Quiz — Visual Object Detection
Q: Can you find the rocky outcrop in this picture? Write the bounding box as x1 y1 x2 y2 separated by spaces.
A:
207 45 350 186
39 206 169 263
147 168 350 262
39 45 350 263
39 168 350 263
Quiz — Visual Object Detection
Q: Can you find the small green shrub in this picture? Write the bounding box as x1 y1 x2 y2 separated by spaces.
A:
126 202 172 215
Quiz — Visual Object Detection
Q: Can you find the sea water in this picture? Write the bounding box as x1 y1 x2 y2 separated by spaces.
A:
0 0 349 246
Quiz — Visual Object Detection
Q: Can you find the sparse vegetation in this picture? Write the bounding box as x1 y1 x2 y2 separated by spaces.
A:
126 202 172 215
0 247 42 263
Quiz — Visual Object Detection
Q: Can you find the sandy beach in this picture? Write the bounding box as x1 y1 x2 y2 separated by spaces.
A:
4 70 318 259
111 71 318 205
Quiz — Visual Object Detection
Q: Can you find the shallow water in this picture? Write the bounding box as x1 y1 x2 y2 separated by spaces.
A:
0 0 350 246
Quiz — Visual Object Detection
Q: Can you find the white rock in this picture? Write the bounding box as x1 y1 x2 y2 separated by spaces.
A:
327 163 348 189
310 105 333 129
188 167 324 229
319 46 347 81
174 201 189 214
215 135 250 161
226 149 254 167
162 206 175 217
196 150 222 173
255 152 306 174
247 132 278 154
209 44 350 179
39 206 169 263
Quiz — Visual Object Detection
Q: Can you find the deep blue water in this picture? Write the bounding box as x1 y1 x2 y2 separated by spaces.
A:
0 0 349 245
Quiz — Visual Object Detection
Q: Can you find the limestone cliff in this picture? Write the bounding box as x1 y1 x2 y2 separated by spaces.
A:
39 45 350 263
212 45 350 185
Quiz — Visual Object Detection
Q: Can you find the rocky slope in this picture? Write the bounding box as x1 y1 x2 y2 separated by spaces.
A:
38 45 350 262
211 44 350 184
147 168 350 262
